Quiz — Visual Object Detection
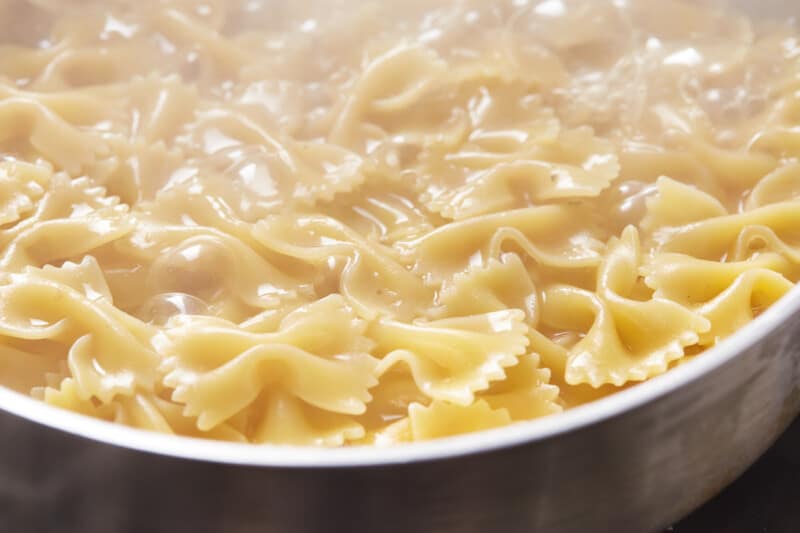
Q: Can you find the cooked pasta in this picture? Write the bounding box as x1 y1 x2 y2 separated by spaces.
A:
0 0 798 446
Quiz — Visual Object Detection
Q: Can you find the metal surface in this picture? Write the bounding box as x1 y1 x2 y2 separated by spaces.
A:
1 2 799 531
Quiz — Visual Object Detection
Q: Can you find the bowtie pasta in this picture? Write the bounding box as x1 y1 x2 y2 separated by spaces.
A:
0 0 798 446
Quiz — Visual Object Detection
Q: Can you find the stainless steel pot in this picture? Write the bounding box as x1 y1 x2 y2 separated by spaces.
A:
0 287 796 533
1 2 799 532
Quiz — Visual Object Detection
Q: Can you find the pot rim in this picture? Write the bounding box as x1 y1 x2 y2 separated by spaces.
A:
1 284 798 468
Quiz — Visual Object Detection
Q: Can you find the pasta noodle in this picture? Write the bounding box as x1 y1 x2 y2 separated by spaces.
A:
0 0 798 446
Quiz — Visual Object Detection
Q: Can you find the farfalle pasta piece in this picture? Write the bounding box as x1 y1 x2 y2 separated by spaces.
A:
0 272 159 403
253 214 432 320
745 163 800 210
0 172 125 244
749 126 800 160
693 269 793 345
317 177 437 246
0 159 51 226
31 43 162 92
0 97 107 174
380 70 559 160
144 233 303 307
111 392 181 434
448 77 560 141
98 140 186 205
642 252 792 306
362 417 414 446
354 366 429 437
541 227 710 387
732 226 800 270
642 252 794 345
39 377 110 419
31 256 113 302
127 75 199 144
152 7 253 73
176 109 366 214
157 295 378 434
335 43 561 157
407 399 511 441
41 371 177 433
684 137 778 190
0 175 134 271
0 82 128 130
640 176 727 235
406 205 604 285
330 43 451 150
525 329 623 407
479 354 561 421
117 223 313 317
369 310 528 405
657 201 800 260
39 377 248 441
617 143 722 201
238 390 367 446
137 389 251 440
540 285 708 386
141 182 264 248
429 252 538 320
141 393 248 442
421 127 619 219
746 81 800 158
87 185 317 318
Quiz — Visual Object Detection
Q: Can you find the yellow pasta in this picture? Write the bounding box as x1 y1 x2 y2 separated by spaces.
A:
407 399 512 441
0 159 50 226
0 0 797 446
540 228 711 387
370 309 529 405
157 295 378 431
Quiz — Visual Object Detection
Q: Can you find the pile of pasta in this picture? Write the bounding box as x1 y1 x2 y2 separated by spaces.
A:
0 0 798 446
